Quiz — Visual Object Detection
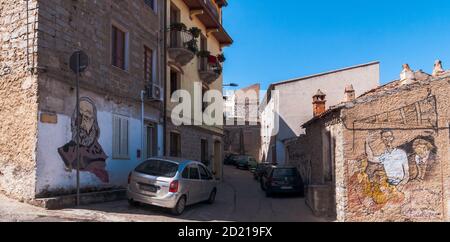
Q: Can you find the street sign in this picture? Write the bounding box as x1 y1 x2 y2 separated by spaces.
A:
70 51 89 73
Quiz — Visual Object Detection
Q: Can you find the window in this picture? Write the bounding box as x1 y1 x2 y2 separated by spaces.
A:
170 132 181 157
189 166 200 180
170 70 180 96
144 0 155 10
182 167 189 179
199 34 208 71
144 47 153 85
112 25 128 70
202 86 209 112
201 139 209 165
145 123 158 158
112 115 130 159
135 159 179 178
199 165 212 180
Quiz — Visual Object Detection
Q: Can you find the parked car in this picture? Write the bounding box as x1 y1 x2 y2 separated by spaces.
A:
253 162 272 181
235 155 258 171
224 154 239 166
260 166 304 197
127 158 218 215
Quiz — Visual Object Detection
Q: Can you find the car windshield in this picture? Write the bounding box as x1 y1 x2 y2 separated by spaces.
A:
135 159 179 178
273 168 298 178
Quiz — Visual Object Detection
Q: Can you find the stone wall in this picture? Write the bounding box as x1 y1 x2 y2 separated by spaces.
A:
339 76 450 221
0 0 39 200
33 0 165 197
166 121 223 178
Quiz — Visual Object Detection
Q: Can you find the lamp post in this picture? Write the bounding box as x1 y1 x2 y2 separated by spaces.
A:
70 51 89 207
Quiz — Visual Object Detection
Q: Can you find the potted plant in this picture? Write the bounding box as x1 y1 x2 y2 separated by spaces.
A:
189 27 202 38
170 22 187 32
185 39 199 54
197 50 211 58
217 53 226 63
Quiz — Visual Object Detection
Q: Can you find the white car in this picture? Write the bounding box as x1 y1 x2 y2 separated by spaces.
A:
127 157 218 215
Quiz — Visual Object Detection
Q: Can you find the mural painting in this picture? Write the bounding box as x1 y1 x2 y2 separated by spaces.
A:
58 97 109 183
348 96 442 220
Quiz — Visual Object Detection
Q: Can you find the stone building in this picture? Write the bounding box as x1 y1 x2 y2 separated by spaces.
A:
294 62 450 221
0 0 165 203
260 62 380 165
165 0 233 178
223 84 261 160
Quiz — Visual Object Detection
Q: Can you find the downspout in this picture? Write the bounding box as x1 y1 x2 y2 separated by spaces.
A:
141 90 145 161
162 0 168 156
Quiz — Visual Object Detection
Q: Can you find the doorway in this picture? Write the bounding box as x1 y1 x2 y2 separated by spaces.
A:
144 122 158 159
213 140 222 180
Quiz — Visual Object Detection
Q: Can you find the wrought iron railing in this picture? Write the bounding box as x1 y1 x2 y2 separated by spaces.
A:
199 55 222 75
168 29 198 53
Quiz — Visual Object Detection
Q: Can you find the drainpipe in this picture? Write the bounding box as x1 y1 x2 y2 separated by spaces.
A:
162 0 168 157
141 90 145 161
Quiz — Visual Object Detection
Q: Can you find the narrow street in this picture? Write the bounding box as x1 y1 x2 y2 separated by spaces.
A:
0 166 325 222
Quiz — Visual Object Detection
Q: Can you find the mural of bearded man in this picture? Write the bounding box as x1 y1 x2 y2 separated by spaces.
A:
58 97 109 183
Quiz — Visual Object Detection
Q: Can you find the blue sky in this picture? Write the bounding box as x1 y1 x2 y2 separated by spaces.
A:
222 0 450 90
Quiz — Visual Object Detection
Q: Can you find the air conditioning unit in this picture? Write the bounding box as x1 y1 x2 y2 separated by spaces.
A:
146 84 163 102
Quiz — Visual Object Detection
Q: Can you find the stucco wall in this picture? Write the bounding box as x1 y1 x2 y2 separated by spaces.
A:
260 62 380 164
0 0 39 200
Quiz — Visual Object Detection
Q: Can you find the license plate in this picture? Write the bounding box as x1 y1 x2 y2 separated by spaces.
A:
140 184 157 193
281 186 293 190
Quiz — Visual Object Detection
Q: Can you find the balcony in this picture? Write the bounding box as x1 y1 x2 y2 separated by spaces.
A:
198 53 222 84
167 28 197 66
181 0 233 46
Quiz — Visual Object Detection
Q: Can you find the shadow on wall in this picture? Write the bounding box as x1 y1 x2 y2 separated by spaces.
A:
264 116 297 164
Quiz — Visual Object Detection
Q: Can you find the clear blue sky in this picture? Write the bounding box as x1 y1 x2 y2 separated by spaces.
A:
222 0 450 90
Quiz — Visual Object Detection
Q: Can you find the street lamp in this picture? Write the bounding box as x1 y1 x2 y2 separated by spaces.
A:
223 83 239 87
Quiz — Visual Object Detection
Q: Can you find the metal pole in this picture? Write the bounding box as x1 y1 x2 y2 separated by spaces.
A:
76 52 81 206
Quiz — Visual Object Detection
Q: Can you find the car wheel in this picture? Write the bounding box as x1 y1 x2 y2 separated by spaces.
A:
171 196 187 216
128 199 139 207
207 189 217 204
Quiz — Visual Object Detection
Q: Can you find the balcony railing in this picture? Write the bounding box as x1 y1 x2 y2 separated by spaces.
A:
198 54 222 84
167 29 197 66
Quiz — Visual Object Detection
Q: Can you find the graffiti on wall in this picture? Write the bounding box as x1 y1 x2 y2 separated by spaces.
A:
348 96 442 220
354 96 438 130
58 97 109 183
349 129 442 219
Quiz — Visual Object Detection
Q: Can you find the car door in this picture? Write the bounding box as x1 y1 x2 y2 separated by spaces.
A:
199 164 214 200
187 164 202 204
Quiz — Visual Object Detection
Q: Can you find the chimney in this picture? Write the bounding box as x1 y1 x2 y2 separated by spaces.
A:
400 64 416 85
344 84 356 102
313 89 326 117
433 60 445 77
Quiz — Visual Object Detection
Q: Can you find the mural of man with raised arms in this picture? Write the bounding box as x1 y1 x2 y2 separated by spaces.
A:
365 130 410 187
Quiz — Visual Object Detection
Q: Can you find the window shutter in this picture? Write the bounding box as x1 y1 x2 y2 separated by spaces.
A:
112 115 120 158
120 118 129 158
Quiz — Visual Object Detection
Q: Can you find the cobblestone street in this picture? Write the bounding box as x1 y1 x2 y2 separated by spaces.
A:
0 166 325 222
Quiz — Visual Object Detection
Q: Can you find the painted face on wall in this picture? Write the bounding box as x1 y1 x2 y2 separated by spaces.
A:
413 139 432 159
80 100 95 133
381 131 395 149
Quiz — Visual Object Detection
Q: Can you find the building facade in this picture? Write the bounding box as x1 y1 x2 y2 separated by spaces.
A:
295 63 450 221
260 62 380 165
223 84 261 160
165 0 233 179
0 0 165 201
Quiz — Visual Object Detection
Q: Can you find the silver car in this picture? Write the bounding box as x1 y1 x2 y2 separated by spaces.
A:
127 157 218 215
